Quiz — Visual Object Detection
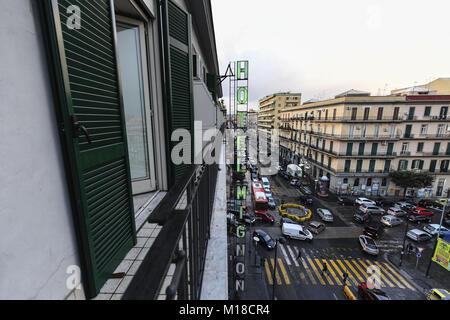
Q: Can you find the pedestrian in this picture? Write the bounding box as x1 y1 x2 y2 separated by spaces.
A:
343 271 349 286
321 262 328 276
296 250 302 261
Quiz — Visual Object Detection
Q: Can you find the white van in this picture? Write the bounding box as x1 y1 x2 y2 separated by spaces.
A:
261 177 270 189
281 223 313 242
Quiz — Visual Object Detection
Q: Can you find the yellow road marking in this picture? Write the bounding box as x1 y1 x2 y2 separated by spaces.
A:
365 260 394 288
270 259 282 285
341 259 365 283
307 258 326 285
314 259 335 285
264 259 273 285
277 258 291 285
298 257 317 285
326 260 346 286
358 260 385 288
336 259 358 286
351 259 372 286
381 262 416 291
373 261 405 289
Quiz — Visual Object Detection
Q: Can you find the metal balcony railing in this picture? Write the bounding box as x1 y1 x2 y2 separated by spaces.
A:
123 125 225 300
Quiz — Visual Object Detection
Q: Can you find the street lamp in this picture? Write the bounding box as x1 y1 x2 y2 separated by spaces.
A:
272 237 287 300
425 202 447 277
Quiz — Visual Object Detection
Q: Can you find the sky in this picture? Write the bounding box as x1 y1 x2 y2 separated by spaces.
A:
211 0 450 111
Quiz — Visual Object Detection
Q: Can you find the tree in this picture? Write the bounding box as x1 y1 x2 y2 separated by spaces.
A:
389 171 435 197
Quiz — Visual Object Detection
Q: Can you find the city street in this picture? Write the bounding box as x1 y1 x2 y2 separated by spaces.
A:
244 172 440 300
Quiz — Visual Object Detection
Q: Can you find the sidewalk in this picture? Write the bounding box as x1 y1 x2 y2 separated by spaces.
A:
386 247 450 294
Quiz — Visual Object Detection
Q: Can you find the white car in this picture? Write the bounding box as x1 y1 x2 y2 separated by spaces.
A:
407 229 432 242
359 235 379 255
317 208 334 222
381 215 402 227
264 187 272 198
355 197 376 206
359 204 385 215
423 224 449 236
282 223 313 241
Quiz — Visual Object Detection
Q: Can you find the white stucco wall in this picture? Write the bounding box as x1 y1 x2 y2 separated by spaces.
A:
0 0 79 299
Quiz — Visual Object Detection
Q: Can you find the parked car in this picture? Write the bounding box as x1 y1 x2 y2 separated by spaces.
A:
317 208 334 222
418 199 435 209
354 211 370 223
359 204 385 215
227 212 255 225
375 198 394 208
264 188 273 198
355 197 376 206
261 177 270 189
423 224 449 236
394 201 410 209
412 207 434 217
251 173 258 181
307 221 326 235
268 197 276 209
358 282 390 300
337 197 354 206
406 229 432 242
407 214 432 224
359 235 379 255
255 211 275 224
299 194 313 205
279 217 297 225
380 215 402 227
387 207 407 217
281 223 313 242
253 230 276 249
290 178 299 186
363 222 383 239
299 185 312 195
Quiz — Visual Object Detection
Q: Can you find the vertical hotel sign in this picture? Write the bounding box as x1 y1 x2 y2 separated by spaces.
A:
432 238 450 271
233 61 249 295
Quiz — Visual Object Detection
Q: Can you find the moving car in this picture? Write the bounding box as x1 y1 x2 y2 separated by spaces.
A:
375 199 394 208
359 204 385 215
268 197 276 210
387 207 407 217
359 235 379 255
299 194 313 205
380 215 402 227
407 214 432 224
337 197 354 206
307 221 326 235
355 197 376 206
264 188 273 198
290 178 299 186
253 230 276 250
427 288 450 300
358 282 390 300
299 185 312 195
363 222 383 239
279 217 297 225
251 173 258 182
261 177 270 189
227 212 255 225
406 229 432 242
423 224 449 236
281 223 313 242
255 211 275 224
317 208 334 222
353 211 370 223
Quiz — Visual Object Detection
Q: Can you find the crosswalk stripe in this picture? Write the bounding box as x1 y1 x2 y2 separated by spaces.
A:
286 245 300 267
277 258 291 285
296 248 317 285
314 259 335 285
279 245 292 266
270 259 282 285
358 260 386 288
373 261 405 289
342 259 365 283
306 258 326 285
381 262 416 291
329 260 354 287
365 260 395 288
321 259 342 286
351 259 371 282
264 259 273 285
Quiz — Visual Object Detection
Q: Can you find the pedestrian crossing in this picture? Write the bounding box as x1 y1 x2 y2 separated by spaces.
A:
271 186 301 197
263 244 416 291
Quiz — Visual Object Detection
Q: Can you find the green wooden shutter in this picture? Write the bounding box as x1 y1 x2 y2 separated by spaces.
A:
40 0 136 298
161 0 194 186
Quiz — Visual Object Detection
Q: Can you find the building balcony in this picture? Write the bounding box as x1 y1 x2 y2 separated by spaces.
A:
306 116 403 123
398 152 450 157
402 133 450 140
306 131 401 141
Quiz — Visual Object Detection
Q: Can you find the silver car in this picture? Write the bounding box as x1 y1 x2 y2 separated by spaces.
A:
387 207 407 217
380 215 402 227
317 208 334 222
360 204 385 215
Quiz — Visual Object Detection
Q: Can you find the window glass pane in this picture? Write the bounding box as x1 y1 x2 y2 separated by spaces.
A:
118 25 150 181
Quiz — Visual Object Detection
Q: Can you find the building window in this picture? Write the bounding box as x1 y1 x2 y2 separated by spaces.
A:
369 160 376 173
421 124 428 135
437 124 444 137
346 143 353 156
436 178 445 197
441 160 449 173
359 143 365 156
430 160 437 173
344 160 351 173
399 160 409 171
433 143 441 155
374 125 380 138
367 178 372 186
343 178 349 184
401 143 409 155
417 142 424 152
356 160 363 173
361 125 366 138
382 178 387 187
354 178 360 187
424 106 432 116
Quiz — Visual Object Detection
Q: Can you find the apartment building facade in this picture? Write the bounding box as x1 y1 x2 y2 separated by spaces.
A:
279 89 450 198
1 0 225 300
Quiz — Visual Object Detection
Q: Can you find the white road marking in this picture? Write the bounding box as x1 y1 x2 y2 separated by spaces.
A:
286 245 300 267
279 244 292 266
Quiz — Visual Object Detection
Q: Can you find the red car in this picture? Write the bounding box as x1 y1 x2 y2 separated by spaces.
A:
413 207 434 217
358 282 390 300
255 211 275 224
